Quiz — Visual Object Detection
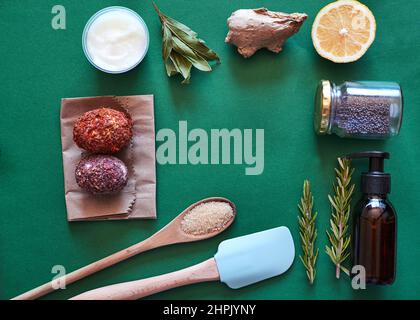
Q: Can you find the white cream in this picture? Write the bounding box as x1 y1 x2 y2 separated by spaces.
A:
85 8 148 73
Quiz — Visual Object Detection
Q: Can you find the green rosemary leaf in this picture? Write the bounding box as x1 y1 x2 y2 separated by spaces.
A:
325 157 354 279
325 246 336 260
326 232 337 248
341 251 351 263
340 265 350 276
299 256 309 269
153 2 220 84
343 236 351 250
298 180 318 285
328 195 339 212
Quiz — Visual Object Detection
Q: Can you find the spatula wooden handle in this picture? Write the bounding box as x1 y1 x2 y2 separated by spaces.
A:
70 258 219 300
12 237 161 300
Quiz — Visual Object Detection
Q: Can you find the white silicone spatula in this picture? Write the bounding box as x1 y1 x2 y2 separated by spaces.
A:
70 226 295 300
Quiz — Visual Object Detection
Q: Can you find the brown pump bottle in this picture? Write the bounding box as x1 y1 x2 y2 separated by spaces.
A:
348 151 396 285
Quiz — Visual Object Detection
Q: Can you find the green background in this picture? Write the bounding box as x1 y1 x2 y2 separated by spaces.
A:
1 0 419 300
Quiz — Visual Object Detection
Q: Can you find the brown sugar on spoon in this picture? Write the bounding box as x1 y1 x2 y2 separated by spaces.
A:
73 107 133 154
181 201 235 236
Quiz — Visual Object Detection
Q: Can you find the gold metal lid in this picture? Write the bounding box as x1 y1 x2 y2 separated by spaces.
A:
314 80 332 134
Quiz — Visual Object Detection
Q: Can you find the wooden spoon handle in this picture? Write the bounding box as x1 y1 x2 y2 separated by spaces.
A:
12 237 161 300
70 258 220 300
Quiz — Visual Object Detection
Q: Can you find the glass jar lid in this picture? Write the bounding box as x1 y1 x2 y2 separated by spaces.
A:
314 80 332 134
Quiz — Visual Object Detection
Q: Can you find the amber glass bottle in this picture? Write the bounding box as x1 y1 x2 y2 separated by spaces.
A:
348 151 397 285
353 195 396 284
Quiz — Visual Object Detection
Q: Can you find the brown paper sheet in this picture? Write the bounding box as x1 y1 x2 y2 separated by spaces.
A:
60 95 156 221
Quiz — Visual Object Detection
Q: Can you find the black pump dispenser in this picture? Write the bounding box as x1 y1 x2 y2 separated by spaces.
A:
347 151 390 195
348 151 396 285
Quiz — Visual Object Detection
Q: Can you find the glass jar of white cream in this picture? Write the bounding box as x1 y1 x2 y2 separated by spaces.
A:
82 7 149 74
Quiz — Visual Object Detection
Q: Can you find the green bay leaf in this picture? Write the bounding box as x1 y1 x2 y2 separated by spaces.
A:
166 23 220 62
165 15 198 38
153 2 220 83
172 37 212 72
162 25 173 61
165 58 177 77
170 51 192 84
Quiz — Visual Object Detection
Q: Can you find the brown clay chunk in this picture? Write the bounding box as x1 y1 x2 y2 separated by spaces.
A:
73 107 133 154
75 155 128 194
225 8 307 58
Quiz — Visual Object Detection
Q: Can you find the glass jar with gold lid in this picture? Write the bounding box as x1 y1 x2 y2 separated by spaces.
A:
314 80 403 139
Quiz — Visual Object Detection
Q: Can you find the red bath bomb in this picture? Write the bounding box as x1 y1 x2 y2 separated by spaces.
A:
73 107 133 154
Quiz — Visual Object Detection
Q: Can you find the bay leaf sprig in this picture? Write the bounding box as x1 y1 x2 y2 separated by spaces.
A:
298 180 318 285
152 2 220 84
325 158 355 279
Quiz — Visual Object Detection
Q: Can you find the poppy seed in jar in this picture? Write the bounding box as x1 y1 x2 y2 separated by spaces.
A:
334 95 391 136
73 107 133 154
75 155 128 194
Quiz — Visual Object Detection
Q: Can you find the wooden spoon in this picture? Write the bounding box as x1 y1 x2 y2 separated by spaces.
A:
12 197 236 300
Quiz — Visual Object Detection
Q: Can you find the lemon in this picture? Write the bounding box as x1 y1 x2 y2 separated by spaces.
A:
312 0 376 63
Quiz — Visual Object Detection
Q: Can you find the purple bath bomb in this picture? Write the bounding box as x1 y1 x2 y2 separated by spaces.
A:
75 155 128 194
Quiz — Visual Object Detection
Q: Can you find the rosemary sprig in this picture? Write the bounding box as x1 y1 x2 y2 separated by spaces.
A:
325 157 355 279
153 2 220 84
298 180 318 285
